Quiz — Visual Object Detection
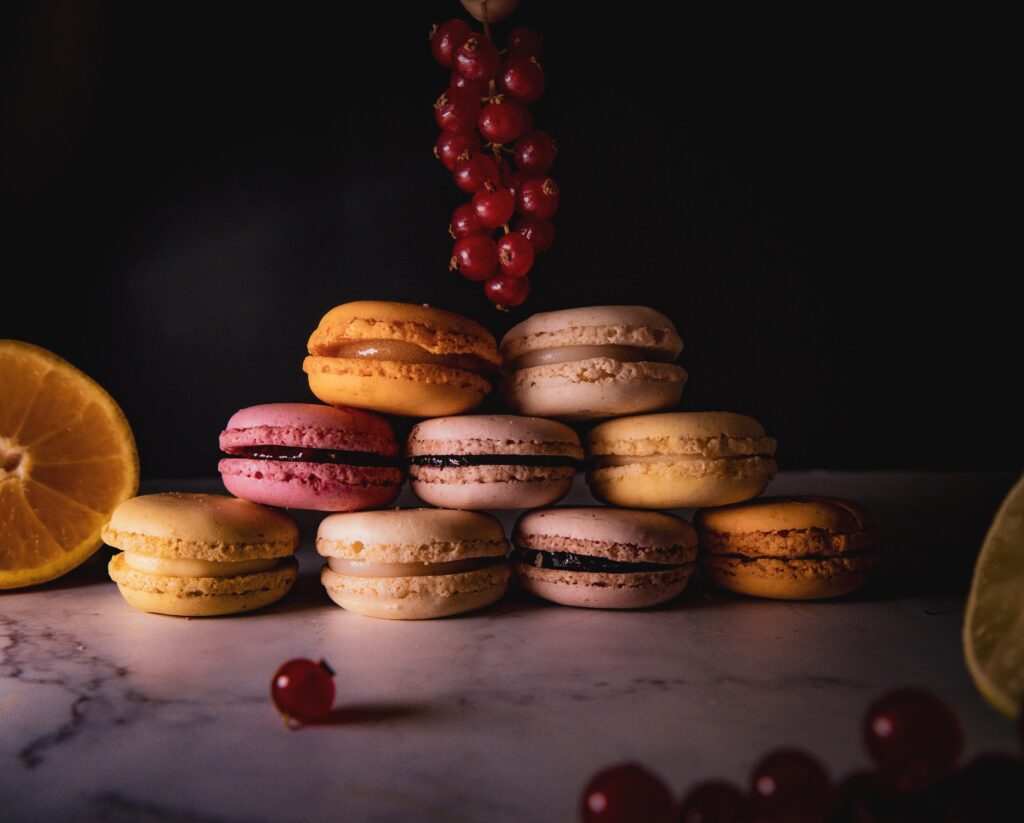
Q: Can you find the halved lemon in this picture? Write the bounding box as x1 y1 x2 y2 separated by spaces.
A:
964 473 1024 718
0 340 139 588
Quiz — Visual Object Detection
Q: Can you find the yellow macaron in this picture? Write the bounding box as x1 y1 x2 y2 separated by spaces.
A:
586 411 777 508
303 301 501 417
104 493 299 617
695 496 880 599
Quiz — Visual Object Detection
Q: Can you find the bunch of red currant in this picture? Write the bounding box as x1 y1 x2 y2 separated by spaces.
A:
580 689 1024 822
431 17 557 309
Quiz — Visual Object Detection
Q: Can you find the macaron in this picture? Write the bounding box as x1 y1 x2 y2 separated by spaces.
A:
695 496 880 599
586 411 777 509
218 403 402 512
499 306 687 420
406 415 583 510
303 300 501 417
104 493 299 617
317 508 511 619
512 507 698 609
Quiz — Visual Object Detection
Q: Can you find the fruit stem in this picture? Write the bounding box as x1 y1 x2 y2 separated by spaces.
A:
481 1 492 41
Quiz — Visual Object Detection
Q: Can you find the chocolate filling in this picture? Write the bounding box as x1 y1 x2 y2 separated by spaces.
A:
224 445 402 469
410 454 582 470
512 547 683 574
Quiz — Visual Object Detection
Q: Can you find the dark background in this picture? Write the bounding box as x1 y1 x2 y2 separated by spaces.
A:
2 3 1017 478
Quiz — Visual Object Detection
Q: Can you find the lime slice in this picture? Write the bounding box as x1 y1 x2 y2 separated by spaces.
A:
964 474 1024 718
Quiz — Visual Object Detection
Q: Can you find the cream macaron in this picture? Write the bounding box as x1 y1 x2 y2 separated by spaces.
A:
500 306 687 420
696 496 880 599
406 415 583 510
317 508 511 619
104 493 299 617
512 507 698 609
586 412 778 509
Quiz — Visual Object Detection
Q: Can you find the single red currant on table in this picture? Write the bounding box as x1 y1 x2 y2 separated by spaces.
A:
430 19 472 68
271 658 336 727
749 748 833 823
580 763 675 823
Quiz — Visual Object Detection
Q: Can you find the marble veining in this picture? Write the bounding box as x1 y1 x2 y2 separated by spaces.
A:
1 472 1020 822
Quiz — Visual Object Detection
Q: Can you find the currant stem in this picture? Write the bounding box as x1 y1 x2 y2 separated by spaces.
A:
481 1 492 41
502 224 510 234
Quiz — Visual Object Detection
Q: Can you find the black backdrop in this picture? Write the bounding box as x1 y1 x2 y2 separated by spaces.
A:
3 3 1017 477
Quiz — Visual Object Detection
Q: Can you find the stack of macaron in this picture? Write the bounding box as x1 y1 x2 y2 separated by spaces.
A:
102 298 878 619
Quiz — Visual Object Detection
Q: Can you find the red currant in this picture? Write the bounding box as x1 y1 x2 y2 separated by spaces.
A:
453 152 500 193
472 184 515 229
271 658 335 725
497 231 534 277
479 97 529 145
507 27 543 59
514 130 557 175
678 781 748 823
450 203 485 239
580 763 674 823
499 57 546 104
434 87 481 134
451 235 498 280
450 70 489 98
516 176 560 220
864 689 964 792
454 33 500 82
430 20 472 68
435 132 480 172
516 218 555 253
750 749 832 823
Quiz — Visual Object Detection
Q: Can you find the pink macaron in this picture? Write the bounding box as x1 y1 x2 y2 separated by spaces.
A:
218 403 402 512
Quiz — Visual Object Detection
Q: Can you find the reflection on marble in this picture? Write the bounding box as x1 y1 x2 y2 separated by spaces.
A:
1 472 1019 822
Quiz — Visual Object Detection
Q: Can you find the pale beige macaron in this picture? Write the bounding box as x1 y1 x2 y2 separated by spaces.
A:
500 306 687 420
103 493 299 617
406 415 583 510
696 496 880 599
586 411 777 509
512 507 698 609
317 508 511 619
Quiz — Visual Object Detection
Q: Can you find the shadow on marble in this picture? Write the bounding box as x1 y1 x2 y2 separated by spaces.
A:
315 702 433 726
3 548 115 594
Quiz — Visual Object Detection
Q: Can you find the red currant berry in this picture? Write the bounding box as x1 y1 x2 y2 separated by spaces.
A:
454 33 501 82
450 203 485 239
864 689 964 792
499 57 546 104
430 20 472 68
678 781 748 823
451 235 498 281
435 132 480 171
516 218 555 253
453 152 500 193
516 176 560 220
271 658 336 725
580 763 674 823
497 231 534 277
472 184 515 229
450 70 490 98
434 87 482 134
507 27 543 59
750 749 832 823
479 97 529 145
514 130 557 175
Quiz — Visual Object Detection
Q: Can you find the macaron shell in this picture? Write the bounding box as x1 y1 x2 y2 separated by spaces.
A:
695 496 875 535
701 553 877 600
502 359 686 420
587 457 777 509
219 402 398 455
321 562 510 619
304 356 491 417
101 493 299 561
588 411 771 450
407 414 582 457
514 562 692 609
514 507 698 556
108 554 298 616
410 467 573 510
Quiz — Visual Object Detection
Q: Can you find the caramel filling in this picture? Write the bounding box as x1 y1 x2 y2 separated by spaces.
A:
592 453 773 468
510 344 675 371
327 556 489 577
123 553 279 578
321 339 494 376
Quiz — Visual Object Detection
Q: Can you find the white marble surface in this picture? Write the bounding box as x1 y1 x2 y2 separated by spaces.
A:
1 472 1019 822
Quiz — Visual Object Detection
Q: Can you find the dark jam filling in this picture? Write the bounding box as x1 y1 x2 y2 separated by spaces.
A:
225 445 401 468
409 454 582 469
512 547 682 574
